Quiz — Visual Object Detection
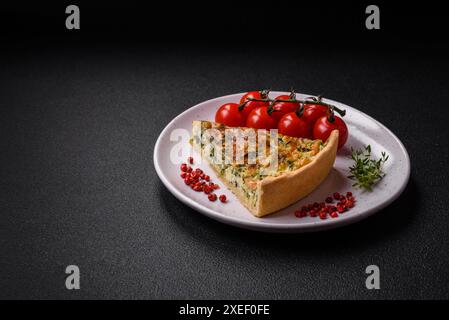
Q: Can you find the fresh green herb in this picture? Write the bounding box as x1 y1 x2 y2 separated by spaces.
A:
348 145 389 191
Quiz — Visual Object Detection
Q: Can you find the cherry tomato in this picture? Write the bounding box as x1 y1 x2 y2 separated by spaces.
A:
215 103 246 127
239 91 270 120
271 95 300 122
303 104 328 126
313 116 348 149
277 112 312 138
302 103 328 133
246 107 278 130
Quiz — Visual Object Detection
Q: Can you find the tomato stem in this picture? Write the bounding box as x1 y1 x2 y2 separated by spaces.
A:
295 102 305 118
328 106 336 123
289 88 296 99
247 96 346 117
238 89 271 111
238 100 249 111
260 89 270 99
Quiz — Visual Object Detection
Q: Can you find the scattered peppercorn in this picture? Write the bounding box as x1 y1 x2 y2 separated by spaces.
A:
203 185 212 194
294 191 356 219
179 157 228 204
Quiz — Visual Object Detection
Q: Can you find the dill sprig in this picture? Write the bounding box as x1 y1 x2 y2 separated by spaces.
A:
348 145 389 191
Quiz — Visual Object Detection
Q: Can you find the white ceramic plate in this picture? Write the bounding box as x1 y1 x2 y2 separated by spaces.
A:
154 92 410 233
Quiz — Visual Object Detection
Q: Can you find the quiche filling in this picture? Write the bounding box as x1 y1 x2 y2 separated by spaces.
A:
192 121 327 211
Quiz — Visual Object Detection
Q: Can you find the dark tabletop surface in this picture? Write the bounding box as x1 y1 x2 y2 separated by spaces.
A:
1 0 449 299
1 40 448 299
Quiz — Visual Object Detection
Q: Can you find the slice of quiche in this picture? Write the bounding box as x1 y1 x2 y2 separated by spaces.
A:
192 120 339 217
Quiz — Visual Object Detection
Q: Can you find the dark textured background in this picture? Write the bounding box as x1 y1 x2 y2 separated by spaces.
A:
1 1 449 299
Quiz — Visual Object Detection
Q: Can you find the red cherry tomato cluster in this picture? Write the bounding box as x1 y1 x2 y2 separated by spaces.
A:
180 157 227 202
270 94 300 122
239 90 270 119
294 191 356 219
214 90 349 149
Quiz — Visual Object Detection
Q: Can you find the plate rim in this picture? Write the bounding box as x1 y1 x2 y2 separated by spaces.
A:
153 92 411 233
